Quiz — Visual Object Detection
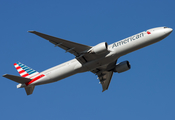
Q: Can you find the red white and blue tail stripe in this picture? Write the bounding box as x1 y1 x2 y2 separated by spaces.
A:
14 62 45 85
14 62 40 79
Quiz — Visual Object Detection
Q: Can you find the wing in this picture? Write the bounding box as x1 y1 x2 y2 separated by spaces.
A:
91 60 117 92
28 31 91 57
98 71 114 92
28 31 101 64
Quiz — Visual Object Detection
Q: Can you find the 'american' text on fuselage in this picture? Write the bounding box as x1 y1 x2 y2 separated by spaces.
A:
112 32 144 49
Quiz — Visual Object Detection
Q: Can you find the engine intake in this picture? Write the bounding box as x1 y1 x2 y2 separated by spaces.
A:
114 61 131 73
89 42 108 54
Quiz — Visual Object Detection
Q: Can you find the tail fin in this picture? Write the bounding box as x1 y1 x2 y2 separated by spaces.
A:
14 62 40 79
3 62 43 95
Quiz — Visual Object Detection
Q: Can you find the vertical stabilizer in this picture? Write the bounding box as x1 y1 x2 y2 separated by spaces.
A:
14 62 40 79
3 62 43 95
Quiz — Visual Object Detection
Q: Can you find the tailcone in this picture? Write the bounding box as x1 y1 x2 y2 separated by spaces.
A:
17 83 26 88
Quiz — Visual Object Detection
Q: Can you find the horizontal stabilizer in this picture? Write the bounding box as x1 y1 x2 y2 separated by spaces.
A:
25 86 35 95
3 74 31 83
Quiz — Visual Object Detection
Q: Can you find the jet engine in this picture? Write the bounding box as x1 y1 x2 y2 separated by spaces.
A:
114 61 131 73
89 42 108 54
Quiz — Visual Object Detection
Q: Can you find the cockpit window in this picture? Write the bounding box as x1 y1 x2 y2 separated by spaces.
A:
164 27 168 28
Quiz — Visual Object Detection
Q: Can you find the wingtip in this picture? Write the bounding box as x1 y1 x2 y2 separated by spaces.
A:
102 88 108 92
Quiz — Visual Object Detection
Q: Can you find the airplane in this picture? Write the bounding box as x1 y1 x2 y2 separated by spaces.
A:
3 27 173 95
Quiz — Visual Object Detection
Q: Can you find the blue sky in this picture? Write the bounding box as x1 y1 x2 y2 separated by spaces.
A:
1 0 175 120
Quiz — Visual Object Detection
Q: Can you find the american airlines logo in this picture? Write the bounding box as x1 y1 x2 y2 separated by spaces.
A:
147 31 151 34
112 32 144 48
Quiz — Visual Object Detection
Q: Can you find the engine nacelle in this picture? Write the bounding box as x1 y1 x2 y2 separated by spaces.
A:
89 42 108 54
114 61 131 73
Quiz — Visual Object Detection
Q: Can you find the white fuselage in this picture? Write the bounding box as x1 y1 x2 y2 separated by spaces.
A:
30 27 173 86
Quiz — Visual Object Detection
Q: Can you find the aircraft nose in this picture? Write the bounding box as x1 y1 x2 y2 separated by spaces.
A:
164 27 173 36
165 27 173 34
169 28 173 33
